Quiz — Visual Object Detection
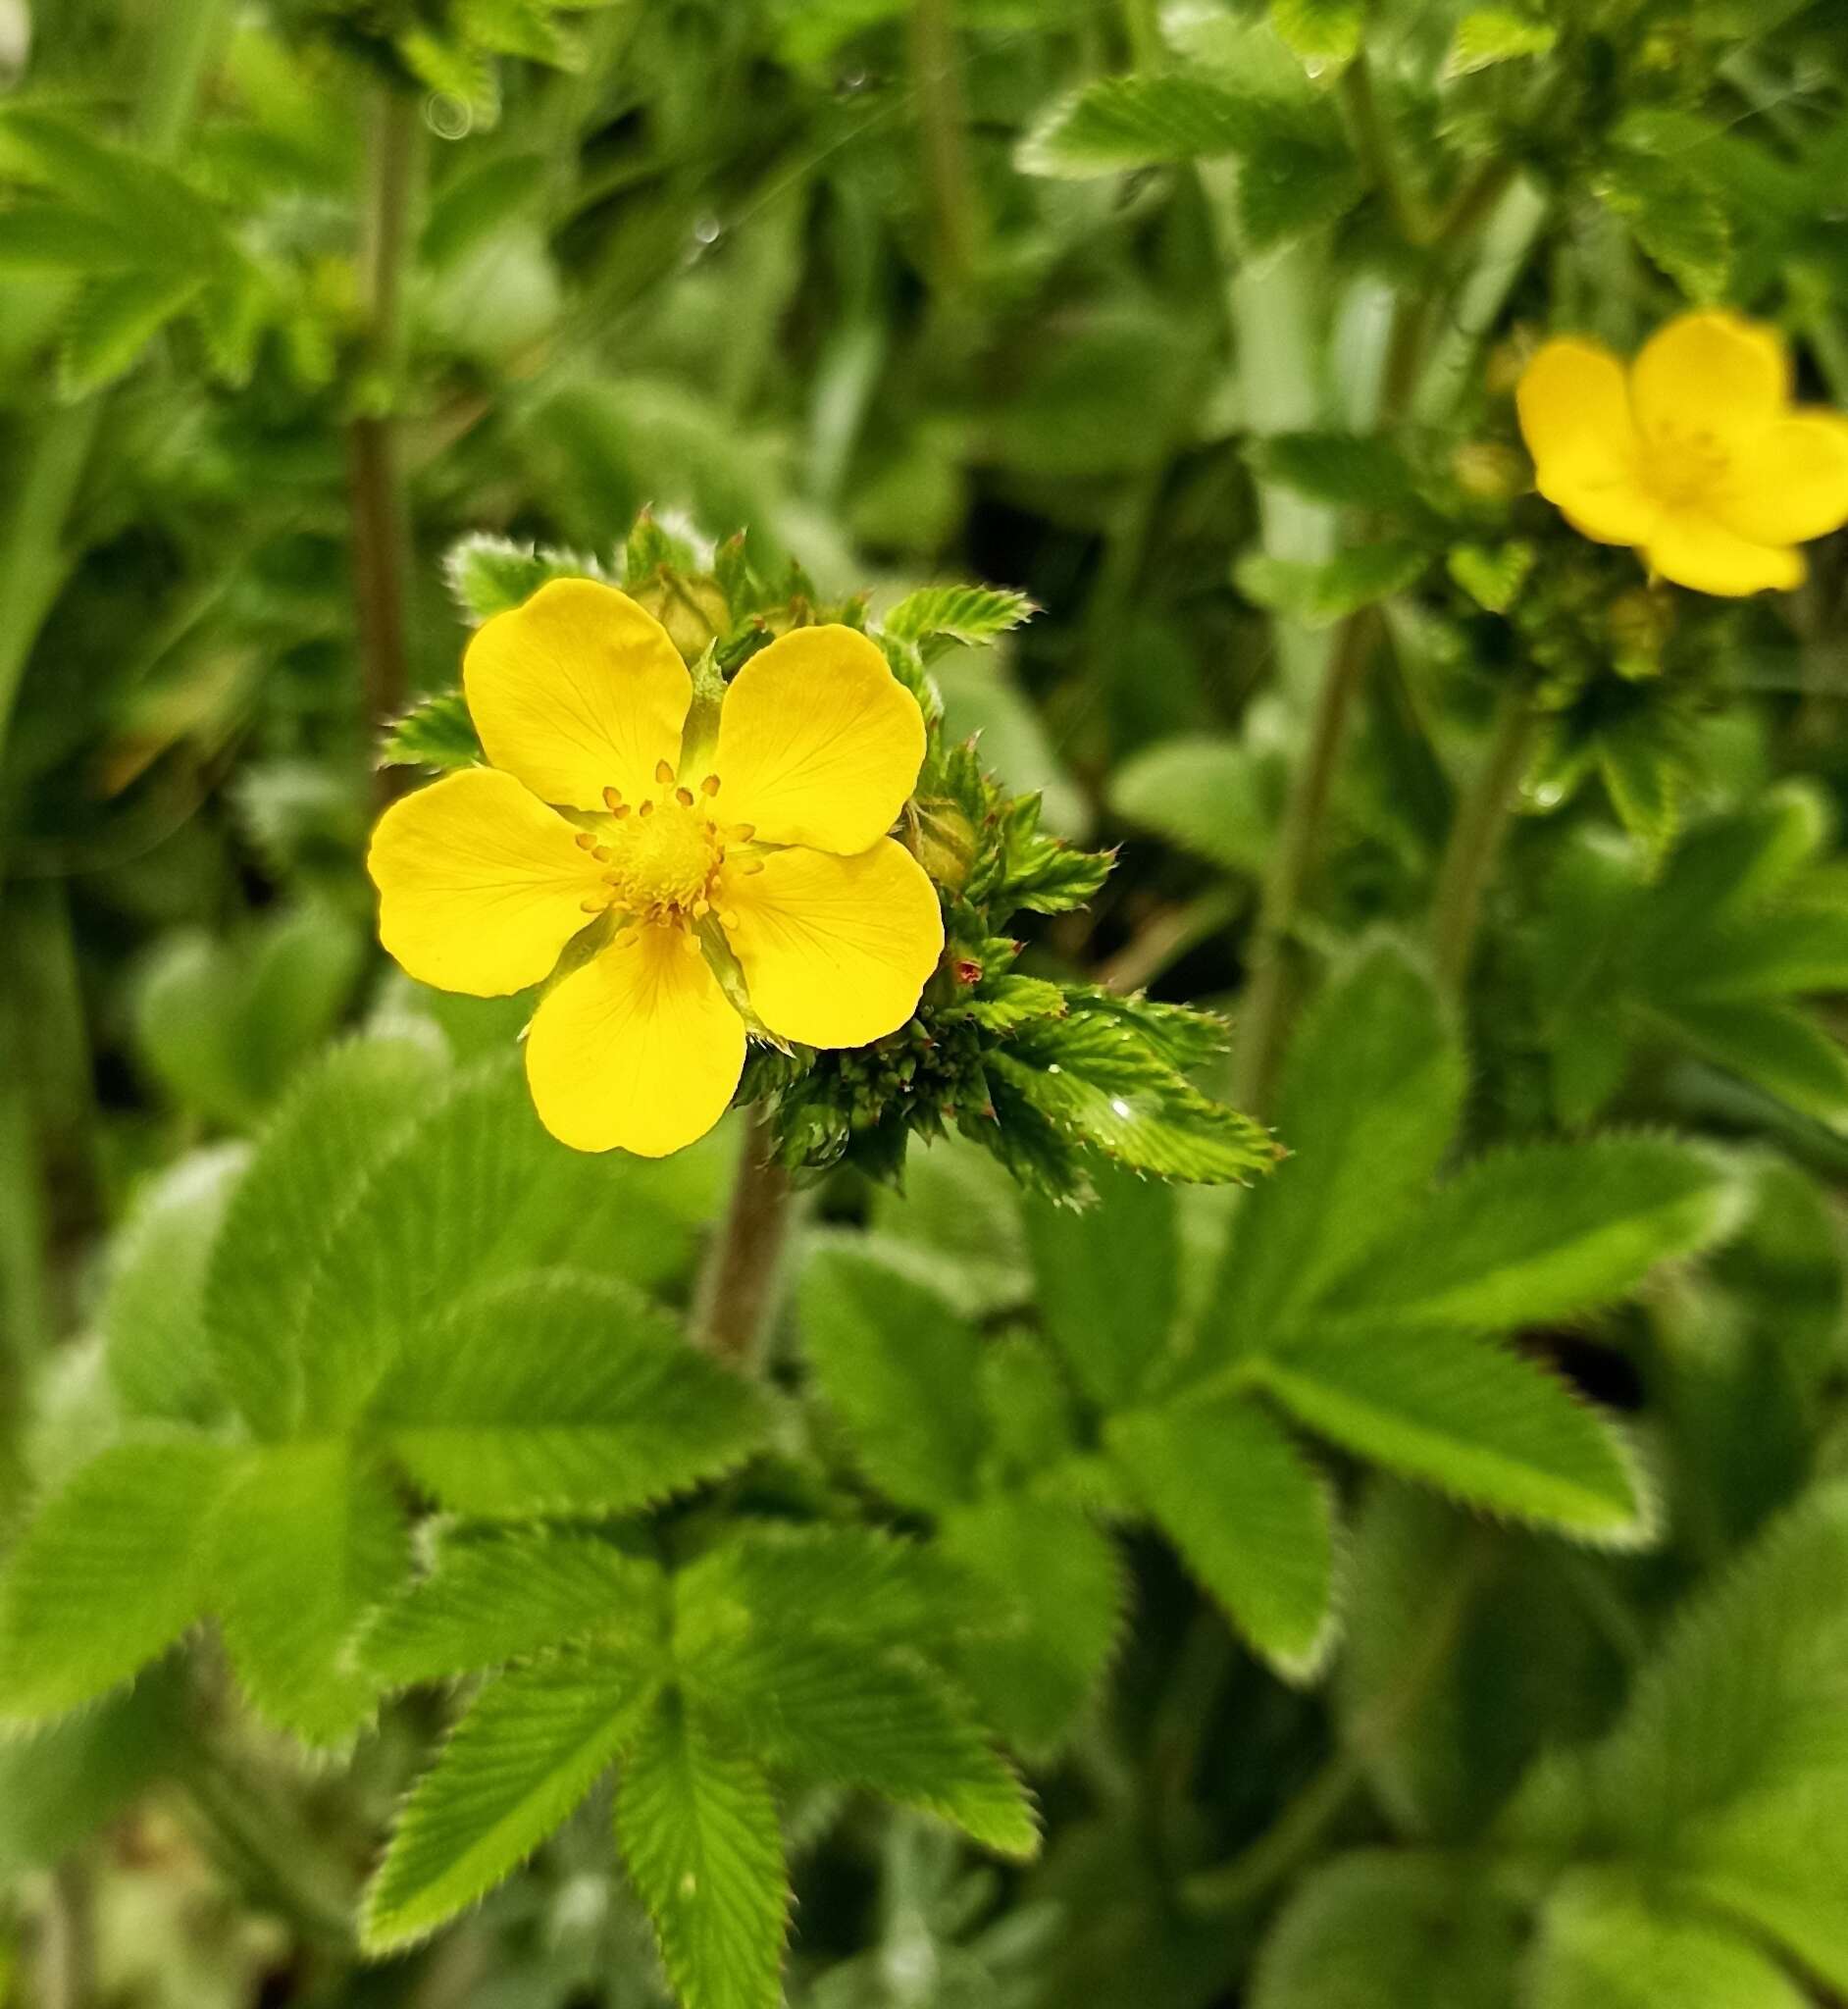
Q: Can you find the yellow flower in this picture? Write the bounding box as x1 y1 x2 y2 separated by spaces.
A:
1515 310 1848 596
367 579 944 1158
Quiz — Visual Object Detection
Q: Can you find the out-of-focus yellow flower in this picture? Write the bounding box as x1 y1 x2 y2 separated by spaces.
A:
368 580 943 1158
1516 310 1848 596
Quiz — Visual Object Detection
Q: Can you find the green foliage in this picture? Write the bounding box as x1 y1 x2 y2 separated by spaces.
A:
1236 545 1428 628
365 1655 660 1952
1251 1853 1526 2007
615 1699 788 2009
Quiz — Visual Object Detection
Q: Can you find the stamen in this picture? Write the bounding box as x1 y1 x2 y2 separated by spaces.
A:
719 908 740 929
639 800 654 818
602 787 623 811
700 774 721 797
591 845 612 862
575 831 597 851
732 823 756 843
654 758 675 786
742 860 765 876
675 786 694 807
612 803 631 819
580 897 604 913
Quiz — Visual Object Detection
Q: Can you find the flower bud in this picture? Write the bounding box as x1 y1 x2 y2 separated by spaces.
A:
626 571 730 665
904 797 978 895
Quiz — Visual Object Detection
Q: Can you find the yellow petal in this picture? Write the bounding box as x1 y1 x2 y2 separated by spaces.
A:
1710 412 1848 545
524 925 744 1157
368 767 605 997
1644 509 1805 597
718 840 943 1049
1630 311 1790 450
1546 473 1663 546
1516 337 1641 490
712 626 925 853
464 579 692 811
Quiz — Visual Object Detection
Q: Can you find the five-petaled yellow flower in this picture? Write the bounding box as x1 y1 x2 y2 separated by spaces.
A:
368 580 945 1158
1516 309 1848 596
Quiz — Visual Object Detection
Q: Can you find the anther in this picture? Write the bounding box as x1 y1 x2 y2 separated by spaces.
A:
675 787 694 807
580 897 604 913
732 823 756 843
720 908 740 929
602 787 623 811
700 774 721 797
742 860 765 876
654 758 675 786
591 846 613 862
575 831 597 851
639 800 654 817
612 803 631 819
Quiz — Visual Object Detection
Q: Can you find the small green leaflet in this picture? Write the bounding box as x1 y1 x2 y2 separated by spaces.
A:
616 1697 789 2009
1016 72 1282 179
882 584 1036 658
380 690 483 771
364 1654 659 1953
1269 0 1364 65
1445 8 1558 78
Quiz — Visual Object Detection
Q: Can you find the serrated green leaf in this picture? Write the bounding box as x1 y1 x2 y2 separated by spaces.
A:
941 1494 1126 1755
1528 1871 1808 2009
205 1036 448 1438
1251 1851 1525 2009
1447 540 1536 612
1445 9 1558 77
1324 1137 1740 1329
1023 1163 1178 1409
380 690 483 771
376 1271 768 1518
1016 73 1283 179
798 1243 987 1512
209 1441 408 1745
365 1526 668 1687
1504 1481 1848 1985
1239 132 1364 251
616 1696 788 2009
285 1060 719 1434
1673 905 1848 1002
995 1004 1272 1186
1654 996 1848 1123
1109 1394 1336 1677
1256 1325 1645 1540
101 1144 246 1427
1269 0 1364 64
1598 153 1732 300
882 584 1035 657
1206 941 1464 1367
443 535 607 625
0 1439 234 1720
686 1623 1037 1857
60 266 208 396
1598 719 1684 861
1236 543 1425 627
364 1653 657 1952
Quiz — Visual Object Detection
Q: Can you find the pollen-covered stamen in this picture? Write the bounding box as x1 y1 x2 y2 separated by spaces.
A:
591 767 731 926
700 774 721 798
1643 421 1732 505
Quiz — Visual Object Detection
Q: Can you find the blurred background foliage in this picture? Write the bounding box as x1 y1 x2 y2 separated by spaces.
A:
6 0 1848 2003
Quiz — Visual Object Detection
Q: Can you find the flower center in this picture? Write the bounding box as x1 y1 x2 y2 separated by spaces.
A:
576 763 753 929
1642 420 1731 507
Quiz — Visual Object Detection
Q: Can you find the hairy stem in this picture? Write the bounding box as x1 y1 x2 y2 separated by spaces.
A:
348 84 423 797
36 1860 95 2009
693 1108 797 1366
910 0 983 300
1431 684 1536 994
1230 606 1379 1114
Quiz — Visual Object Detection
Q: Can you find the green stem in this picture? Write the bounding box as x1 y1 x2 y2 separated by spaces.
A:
1338 55 1424 246
0 0 231 784
348 84 423 796
1430 685 1536 995
909 0 983 301
35 1860 95 2009
1231 606 1378 1114
692 1108 798 1367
